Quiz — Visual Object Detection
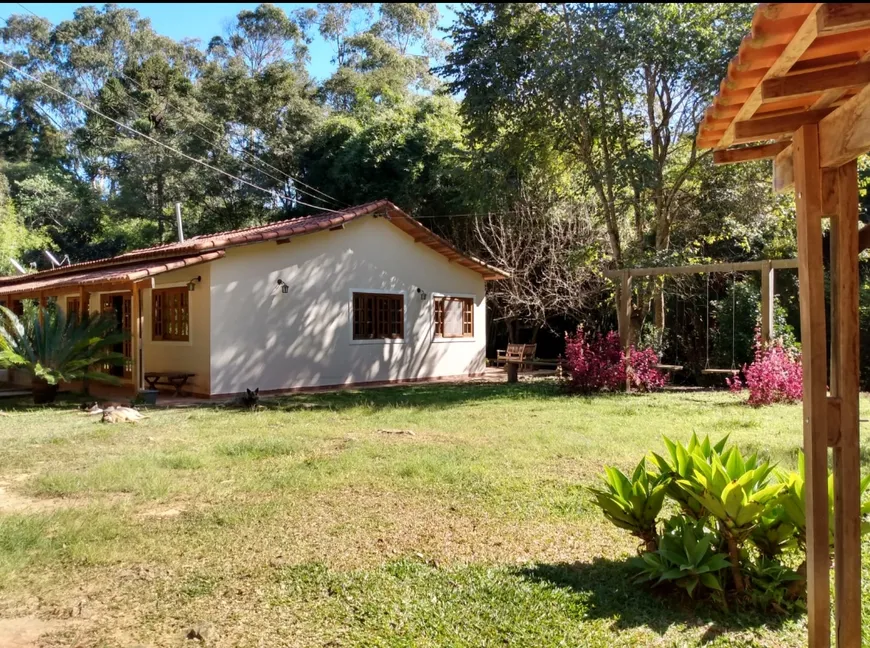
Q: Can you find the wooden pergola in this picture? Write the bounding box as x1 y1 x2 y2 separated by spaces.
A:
603 258 799 349
698 4 870 646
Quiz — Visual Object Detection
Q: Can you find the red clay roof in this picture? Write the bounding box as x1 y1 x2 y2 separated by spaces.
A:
697 3 870 150
0 201 507 296
0 251 225 297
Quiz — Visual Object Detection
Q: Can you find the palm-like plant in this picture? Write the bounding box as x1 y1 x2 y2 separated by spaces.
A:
677 446 783 592
649 433 730 519
588 458 668 553
0 305 127 403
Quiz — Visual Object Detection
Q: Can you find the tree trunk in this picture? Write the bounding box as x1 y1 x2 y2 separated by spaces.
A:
725 533 745 593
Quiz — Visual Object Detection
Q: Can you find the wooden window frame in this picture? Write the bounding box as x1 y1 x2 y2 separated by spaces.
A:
66 296 81 319
434 296 474 338
152 287 190 342
352 292 404 340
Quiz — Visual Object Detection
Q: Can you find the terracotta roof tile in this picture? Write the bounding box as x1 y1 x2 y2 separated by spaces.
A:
0 200 508 294
0 251 225 297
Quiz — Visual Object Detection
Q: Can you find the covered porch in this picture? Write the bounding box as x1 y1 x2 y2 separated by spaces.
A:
0 252 220 399
699 3 870 646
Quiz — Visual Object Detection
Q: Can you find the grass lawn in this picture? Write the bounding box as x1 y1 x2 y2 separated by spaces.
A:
1 381 869 647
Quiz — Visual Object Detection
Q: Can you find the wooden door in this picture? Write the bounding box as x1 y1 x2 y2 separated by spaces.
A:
100 293 133 380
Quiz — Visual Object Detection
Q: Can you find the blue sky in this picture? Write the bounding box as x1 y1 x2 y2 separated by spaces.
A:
0 3 458 80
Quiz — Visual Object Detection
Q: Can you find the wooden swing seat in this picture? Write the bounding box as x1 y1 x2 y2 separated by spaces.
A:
702 368 739 375
655 364 683 371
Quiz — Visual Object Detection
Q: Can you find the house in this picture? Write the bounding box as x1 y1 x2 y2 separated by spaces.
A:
0 200 507 397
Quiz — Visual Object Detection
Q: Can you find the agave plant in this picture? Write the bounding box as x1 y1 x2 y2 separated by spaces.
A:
0 305 127 403
677 445 782 592
777 450 870 552
588 458 667 552
632 517 731 598
750 505 797 558
649 433 730 519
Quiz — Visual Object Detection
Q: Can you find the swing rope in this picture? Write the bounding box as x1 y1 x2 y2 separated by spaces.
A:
704 269 738 373
730 269 737 370
705 273 711 370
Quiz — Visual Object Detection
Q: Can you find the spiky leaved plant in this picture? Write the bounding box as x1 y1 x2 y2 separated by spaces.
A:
677 446 783 592
0 305 127 403
588 458 668 553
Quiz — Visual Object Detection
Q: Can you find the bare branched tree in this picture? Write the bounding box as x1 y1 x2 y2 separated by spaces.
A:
473 200 606 342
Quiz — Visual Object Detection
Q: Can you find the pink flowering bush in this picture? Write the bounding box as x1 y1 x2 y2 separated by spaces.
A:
728 333 802 406
628 346 668 392
564 327 667 393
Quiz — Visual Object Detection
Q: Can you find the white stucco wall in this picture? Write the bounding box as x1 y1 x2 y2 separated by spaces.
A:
209 215 487 395
142 264 212 395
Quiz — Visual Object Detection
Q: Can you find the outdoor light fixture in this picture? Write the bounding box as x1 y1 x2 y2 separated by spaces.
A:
416 287 428 300
187 275 202 292
276 279 289 294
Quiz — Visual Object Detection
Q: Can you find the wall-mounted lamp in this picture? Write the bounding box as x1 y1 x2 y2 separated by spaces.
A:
187 275 202 292
276 278 289 294
416 287 428 301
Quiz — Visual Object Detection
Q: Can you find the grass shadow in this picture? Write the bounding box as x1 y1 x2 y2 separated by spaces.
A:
519 558 799 637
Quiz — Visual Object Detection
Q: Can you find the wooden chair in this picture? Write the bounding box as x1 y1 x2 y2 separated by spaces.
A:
497 343 537 370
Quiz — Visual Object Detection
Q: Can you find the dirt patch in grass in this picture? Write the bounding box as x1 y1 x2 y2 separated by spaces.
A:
0 616 68 647
0 485 64 514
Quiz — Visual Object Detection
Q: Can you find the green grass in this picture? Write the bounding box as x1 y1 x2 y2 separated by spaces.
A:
0 381 866 646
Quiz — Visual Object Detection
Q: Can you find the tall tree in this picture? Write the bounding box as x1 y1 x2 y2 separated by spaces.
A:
443 3 766 343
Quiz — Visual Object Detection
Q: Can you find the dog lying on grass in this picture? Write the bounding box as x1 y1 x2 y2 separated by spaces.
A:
79 401 147 423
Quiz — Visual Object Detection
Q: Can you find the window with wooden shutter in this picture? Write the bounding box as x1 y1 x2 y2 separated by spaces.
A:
152 287 189 341
66 296 81 320
434 297 473 338
352 292 403 339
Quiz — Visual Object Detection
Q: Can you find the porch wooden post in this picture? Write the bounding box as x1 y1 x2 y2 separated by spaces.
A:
617 271 632 350
793 124 831 648
79 286 89 317
130 284 141 396
617 271 632 392
760 260 774 345
829 159 862 648
38 291 46 325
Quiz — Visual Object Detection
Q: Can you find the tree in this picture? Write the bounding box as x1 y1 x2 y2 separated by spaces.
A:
443 3 767 344
0 174 50 275
472 199 606 342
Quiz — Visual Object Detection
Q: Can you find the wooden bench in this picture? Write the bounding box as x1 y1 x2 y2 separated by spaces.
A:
496 343 537 370
504 358 562 383
144 372 196 397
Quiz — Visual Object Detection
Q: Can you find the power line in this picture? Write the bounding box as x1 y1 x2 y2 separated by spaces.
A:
417 210 523 219
12 1 347 209
0 57 342 213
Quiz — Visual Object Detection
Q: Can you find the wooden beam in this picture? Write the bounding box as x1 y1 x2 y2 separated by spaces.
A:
829 159 862 648
713 141 790 165
618 271 631 350
823 168 839 215
130 283 141 395
762 61 870 101
601 258 799 280
793 123 831 648
817 3 870 35
734 108 834 142
717 5 822 149
760 260 774 345
819 81 870 168
774 144 795 192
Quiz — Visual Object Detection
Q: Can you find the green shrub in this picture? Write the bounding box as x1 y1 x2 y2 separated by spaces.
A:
632 517 731 599
587 433 870 609
587 459 667 553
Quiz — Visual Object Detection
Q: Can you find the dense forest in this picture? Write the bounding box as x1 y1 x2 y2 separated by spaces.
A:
0 3 867 379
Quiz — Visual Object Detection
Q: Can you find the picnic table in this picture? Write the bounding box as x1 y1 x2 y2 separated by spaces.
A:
503 358 562 383
144 372 196 397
